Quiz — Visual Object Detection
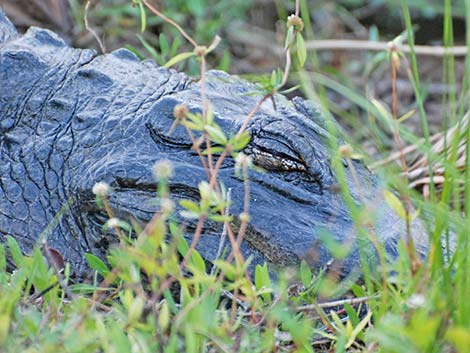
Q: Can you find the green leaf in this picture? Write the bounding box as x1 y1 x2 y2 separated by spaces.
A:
30 248 49 291
213 260 237 281
163 288 179 314
270 70 277 87
351 283 365 297
138 0 146 33
184 112 205 131
206 35 221 54
110 219 133 233
108 320 132 353
85 253 110 278
344 303 360 327
254 263 272 303
280 84 300 94
70 283 100 294
179 210 200 219
300 260 312 288
371 99 391 122
208 214 233 222
188 249 206 273
383 190 407 220
164 51 195 69
398 109 416 123
170 36 182 57
296 33 307 67
136 34 159 62
124 45 145 60
285 25 294 49
202 146 226 155
330 310 345 331
187 0 205 17
177 236 190 257
187 112 203 124
230 131 251 151
198 181 212 201
205 105 214 125
346 311 372 348
0 244 5 272
183 121 204 131
446 327 470 353
169 220 182 237
218 50 231 71
205 125 227 145
158 302 170 330
7 236 24 268
185 326 198 353
159 33 169 56
179 199 201 213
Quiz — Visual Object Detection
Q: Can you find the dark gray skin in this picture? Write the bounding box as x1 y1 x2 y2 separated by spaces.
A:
0 11 427 278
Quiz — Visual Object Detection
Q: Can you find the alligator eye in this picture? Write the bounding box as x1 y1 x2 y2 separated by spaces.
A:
250 148 307 171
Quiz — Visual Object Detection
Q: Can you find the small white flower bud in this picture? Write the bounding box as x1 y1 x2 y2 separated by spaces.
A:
338 144 353 158
235 152 252 171
407 294 425 308
161 198 174 213
287 14 304 31
152 159 174 180
173 104 189 120
193 45 207 57
239 212 250 223
107 217 121 228
92 181 110 197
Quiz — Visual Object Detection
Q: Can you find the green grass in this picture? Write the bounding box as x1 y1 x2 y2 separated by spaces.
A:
2 0 470 352
72 0 251 74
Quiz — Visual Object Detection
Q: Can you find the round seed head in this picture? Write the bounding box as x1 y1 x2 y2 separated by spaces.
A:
239 212 250 223
407 294 425 308
287 14 304 31
161 198 175 213
92 181 110 197
107 217 121 228
235 152 253 170
152 159 174 180
194 45 207 57
338 144 353 158
173 104 189 120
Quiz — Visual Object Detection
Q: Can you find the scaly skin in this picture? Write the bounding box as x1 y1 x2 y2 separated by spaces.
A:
0 10 427 278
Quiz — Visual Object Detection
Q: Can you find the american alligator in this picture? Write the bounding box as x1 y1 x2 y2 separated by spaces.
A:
0 10 428 278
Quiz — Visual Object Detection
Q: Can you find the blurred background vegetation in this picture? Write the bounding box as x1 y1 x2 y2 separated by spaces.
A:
1 0 467 147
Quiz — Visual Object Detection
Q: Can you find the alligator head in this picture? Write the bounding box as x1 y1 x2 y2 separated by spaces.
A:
0 11 427 278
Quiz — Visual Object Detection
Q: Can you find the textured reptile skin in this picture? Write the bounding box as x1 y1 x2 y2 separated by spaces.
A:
0 10 427 277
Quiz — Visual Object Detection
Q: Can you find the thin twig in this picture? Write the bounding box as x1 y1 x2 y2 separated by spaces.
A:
227 26 470 58
180 215 207 269
141 0 197 47
236 165 251 248
210 188 232 276
84 0 105 53
297 295 376 312
306 39 470 57
390 47 416 271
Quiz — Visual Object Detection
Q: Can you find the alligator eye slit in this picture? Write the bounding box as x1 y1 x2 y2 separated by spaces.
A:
113 177 157 192
249 148 306 172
